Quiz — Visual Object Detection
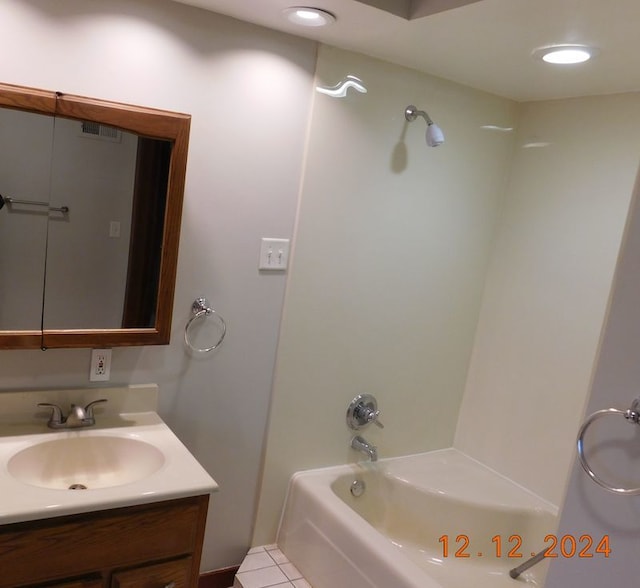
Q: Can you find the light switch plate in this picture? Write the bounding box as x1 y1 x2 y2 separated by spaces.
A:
109 220 121 238
259 238 290 271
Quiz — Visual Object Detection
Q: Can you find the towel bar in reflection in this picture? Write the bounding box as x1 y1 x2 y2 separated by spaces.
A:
0 193 69 213
184 297 226 353
577 397 640 494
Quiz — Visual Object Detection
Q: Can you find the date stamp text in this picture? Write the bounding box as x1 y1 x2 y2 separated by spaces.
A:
438 534 611 559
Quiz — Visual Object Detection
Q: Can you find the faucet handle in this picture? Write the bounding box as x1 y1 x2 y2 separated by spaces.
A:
37 402 63 425
369 409 384 429
84 398 108 418
347 394 384 430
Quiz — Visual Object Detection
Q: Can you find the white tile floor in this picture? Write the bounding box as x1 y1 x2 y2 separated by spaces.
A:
233 544 312 588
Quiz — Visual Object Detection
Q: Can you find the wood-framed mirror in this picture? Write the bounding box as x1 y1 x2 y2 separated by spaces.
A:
0 82 190 349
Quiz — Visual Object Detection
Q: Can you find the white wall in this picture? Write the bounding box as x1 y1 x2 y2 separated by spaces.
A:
545 166 640 586
253 44 518 544
455 94 640 507
0 0 316 570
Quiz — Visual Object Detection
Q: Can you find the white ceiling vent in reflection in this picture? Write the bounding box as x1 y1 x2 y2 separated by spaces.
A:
79 121 122 143
316 75 367 98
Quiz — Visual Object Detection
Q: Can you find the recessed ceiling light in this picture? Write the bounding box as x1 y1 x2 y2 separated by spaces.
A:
282 7 336 27
532 45 599 65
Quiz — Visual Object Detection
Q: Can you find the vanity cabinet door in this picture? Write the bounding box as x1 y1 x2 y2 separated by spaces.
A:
0 495 208 588
110 557 192 588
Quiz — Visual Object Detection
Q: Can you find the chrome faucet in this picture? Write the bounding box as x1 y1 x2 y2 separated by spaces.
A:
351 435 378 462
38 399 108 429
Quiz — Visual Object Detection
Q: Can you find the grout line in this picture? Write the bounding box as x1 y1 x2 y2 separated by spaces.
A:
235 545 307 588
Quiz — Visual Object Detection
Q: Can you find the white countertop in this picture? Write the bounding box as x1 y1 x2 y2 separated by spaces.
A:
0 385 218 525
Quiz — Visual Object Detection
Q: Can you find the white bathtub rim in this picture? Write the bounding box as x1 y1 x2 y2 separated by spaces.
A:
283 447 558 516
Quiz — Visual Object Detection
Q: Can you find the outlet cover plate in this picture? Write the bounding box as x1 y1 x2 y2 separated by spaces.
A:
89 348 111 382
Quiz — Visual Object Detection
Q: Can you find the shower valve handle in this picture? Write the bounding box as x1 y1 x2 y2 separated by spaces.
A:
364 408 384 428
347 394 384 430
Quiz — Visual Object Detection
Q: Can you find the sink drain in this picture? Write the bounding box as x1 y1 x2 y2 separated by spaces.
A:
68 483 88 490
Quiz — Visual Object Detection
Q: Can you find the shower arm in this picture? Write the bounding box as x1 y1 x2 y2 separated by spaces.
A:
405 105 434 126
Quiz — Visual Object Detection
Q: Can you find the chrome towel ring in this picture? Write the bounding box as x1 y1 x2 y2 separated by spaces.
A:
577 398 640 495
184 297 226 353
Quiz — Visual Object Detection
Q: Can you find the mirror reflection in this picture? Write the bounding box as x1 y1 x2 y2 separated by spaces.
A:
0 108 53 331
0 111 171 331
43 118 138 329
42 118 170 330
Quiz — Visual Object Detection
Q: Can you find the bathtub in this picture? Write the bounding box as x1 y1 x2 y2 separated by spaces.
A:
277 448 557 588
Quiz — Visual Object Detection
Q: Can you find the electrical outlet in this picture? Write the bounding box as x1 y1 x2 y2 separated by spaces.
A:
89 348 111 382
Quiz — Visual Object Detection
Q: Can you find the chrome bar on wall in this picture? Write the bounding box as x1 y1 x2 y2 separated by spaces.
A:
509 548 547 579
4 196 69 213
0 194 69 213
576 396 640 494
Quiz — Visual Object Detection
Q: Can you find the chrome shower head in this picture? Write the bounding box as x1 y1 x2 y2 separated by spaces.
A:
404 105 445 147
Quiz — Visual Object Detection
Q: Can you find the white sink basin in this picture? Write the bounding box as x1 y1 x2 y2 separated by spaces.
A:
0 385 218 525
8 436 165 490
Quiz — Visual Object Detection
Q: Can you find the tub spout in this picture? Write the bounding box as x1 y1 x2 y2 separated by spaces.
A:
351 435 378 462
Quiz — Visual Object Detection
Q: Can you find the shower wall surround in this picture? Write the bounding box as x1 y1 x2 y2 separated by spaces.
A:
253 44 519 543
456 94 640 506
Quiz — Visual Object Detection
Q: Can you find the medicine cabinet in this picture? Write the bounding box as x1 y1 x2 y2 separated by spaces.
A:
0 82 190 349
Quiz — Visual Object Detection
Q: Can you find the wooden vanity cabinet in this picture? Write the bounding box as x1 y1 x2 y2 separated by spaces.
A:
0 495 209 588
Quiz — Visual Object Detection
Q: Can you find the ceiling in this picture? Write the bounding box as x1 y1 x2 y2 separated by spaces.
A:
171 0 640 102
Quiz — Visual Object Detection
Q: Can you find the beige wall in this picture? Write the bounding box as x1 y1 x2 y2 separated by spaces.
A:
455 94 640 506
0 0 316 571
253 44 518 544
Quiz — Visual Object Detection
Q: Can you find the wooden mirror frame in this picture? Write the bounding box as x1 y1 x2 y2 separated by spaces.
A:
0 82 190 349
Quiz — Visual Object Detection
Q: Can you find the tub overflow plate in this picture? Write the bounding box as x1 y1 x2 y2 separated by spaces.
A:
350 479 365 497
